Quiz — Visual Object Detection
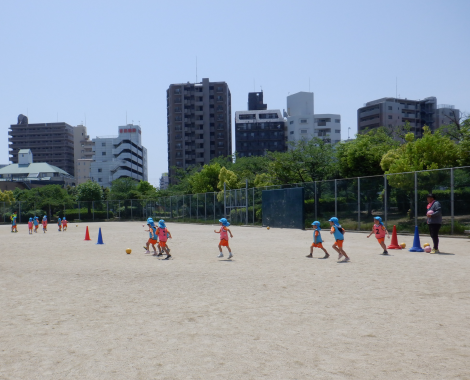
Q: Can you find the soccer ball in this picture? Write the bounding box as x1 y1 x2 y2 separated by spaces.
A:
126 248 132 254
400 242 406 249
267 226 270 230
76 224 78 227
424 246 432 253
423 243 430 247
142 224 145 227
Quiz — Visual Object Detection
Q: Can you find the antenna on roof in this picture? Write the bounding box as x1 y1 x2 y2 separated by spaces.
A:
196 56 198 82
396 77 397 99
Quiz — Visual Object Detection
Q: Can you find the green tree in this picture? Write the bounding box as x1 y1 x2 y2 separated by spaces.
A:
336 128 400 178
76 180 104 215
109 177 139 200
136 180 158 199
189 163 221 193
217 167 240 201
0 189 15 205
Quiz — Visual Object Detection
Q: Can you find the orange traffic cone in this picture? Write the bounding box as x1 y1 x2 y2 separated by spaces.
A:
387 225 401 249
84 226 91 241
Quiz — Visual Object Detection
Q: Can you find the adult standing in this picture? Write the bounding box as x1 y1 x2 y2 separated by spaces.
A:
426 193 442 254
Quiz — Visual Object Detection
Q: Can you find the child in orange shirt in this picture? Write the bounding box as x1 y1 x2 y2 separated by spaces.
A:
156 220 172 259
367 216 390 255
306 221 329 259
28 218 33 234
62 217 68 231
329 217 349 262
214 218 233 259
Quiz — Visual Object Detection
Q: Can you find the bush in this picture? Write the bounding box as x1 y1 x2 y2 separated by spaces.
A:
56 209 114 220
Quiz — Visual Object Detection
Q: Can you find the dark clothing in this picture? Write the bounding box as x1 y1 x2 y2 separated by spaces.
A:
428 223 441 249
427 201 442 224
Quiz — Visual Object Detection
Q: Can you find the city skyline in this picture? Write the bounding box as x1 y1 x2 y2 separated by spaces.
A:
1 0 469 187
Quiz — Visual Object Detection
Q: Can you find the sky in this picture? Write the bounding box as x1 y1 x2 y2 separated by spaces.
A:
1 0 469 186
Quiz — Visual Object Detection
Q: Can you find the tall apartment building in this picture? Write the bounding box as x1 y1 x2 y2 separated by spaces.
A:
73 125 94 184
286 92 341 145
235 92 287 157
90 124 148 188
9 115 75 176
167 78 232 183
357 96 460 137
159 172 169 190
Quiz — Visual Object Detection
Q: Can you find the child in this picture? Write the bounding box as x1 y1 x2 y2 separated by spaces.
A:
144 222 161 256
367 216 390 255
33 216 39 233
329 217 349 262
11 213 17 233
57 217 62 232
214 218 233 259
42 215 48 233
306 221 329 259
28 218 33 234
156 220 172 259
62 217 68 231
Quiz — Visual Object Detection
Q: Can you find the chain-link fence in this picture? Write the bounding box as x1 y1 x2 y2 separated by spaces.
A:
2 166 469 235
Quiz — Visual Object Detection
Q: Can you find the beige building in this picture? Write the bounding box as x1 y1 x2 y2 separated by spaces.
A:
73 125 94 184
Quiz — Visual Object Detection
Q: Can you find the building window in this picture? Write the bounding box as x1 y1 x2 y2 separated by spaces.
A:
388 106 392 110
175 124 182 131
217 95 223 101
300 129 308 134
175 116 182 121
335 119 340 123
102 142 106 147
289 131 294 135
239 114 256 120
289 120 294 124
335 130 341 134
176 143 182 149
216 86 223 92
174 88 181 94
388 115 392 119
98 178 102 182
175 107 182 112
174 97 181 103
217 142 224 148
259 113 279 120
98 168 102 172
300 119 308 124
216 114 224 121
102 152 106 156
218 151 224 156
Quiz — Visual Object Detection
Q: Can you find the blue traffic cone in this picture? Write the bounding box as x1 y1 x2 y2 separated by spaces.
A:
409 225 424 252
96 228 104 245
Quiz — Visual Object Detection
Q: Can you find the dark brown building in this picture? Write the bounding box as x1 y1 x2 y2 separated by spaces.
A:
8 119 75 176
167 78 232 183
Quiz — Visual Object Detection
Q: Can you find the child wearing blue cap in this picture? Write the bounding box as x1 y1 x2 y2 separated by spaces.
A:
156 220 172 259
28 218 33 234
42 215 48 233
62 217 68 231
57 217 62 232
33 216 39 233
329 217 349 262
306 221 329 259
11 213 18 233
214 218 233 259
367 216 390 255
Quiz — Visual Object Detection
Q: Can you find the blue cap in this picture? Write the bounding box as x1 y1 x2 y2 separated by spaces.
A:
329 217 339 224
63 217 66 220
219 218 230 227
147 217 155 226
158 219 166 228
29 217 32 222
312 221 321 230
374 216 383 225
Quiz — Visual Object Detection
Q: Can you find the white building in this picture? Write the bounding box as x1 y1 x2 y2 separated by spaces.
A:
286 92 341 146
90 124 148 188
73 125 94 185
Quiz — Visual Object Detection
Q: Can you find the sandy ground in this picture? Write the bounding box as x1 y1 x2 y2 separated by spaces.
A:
1 222 469 380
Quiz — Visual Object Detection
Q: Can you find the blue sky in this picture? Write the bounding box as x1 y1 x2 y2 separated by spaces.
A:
1 0 469 186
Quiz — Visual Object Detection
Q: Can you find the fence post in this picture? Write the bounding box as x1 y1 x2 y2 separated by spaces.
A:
245 179 248 225
451 168 454 235
119 200 121 219
334 179 337 217
131 200 133 220
314 181 317 221
384 175 388 228
224 183 227 219
253 187 255 225
196 194 198 221
414 171 418 227
92 201 95 221
205 193 207 221
183 195 185 222
170 196 172 219
107 200 109 220
357 177 361 230
213 192 215 222
19 201 21 223
78 201 80 221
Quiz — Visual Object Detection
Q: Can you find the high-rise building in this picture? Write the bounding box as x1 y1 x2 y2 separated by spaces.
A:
90 124 148 188
73 125 94 185
235 92 287 157
159 172 169 190
286 92 341 145
8 115 75 176
167 78 232 183
357 96 460 137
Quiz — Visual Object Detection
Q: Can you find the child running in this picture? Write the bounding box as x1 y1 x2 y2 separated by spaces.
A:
11 213 17 233
367 216 390 255
33 216 39 233
156 219 172 259
57 217 62 232
62 217 68 231
214 218 233 259
28 218 33 234
42 215 47 233
306 221 329 259
144 220 162 256
329 217 349 262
